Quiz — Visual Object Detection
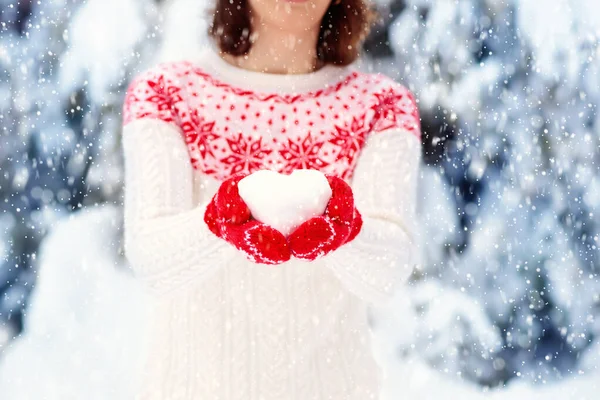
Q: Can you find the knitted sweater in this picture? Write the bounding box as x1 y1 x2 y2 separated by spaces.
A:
121 42 423 400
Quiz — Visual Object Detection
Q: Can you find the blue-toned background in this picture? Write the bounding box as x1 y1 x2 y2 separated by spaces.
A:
0 0 598 398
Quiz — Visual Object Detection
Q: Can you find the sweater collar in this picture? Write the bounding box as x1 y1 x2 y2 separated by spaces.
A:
192 39 356 95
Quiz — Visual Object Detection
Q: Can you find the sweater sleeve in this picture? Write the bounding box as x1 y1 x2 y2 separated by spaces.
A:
321 82 423 305
121 68 236 297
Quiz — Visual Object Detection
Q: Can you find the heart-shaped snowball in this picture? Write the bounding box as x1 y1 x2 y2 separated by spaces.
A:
237 169 333 237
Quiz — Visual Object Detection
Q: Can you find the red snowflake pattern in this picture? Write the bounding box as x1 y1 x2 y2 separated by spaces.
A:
220 133 273 177
164 81 184 104
123 74 177 124
181 109 220 161
279 134 329 174
328 115 370 163
145 76 174 114
371 87 421 136
123 60 422 181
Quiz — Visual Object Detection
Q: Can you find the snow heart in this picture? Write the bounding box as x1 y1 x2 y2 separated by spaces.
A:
237 169 333 237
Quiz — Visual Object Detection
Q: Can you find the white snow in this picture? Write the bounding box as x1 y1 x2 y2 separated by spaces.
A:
0 205 150 400
59 0 155 103
238 169 332 237
156 0 212 62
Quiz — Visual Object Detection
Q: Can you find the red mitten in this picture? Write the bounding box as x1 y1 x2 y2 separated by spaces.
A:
346 206 363 243
287 174 363 261
204 172 291 265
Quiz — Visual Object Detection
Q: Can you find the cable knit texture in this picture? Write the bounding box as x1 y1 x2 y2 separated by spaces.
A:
122 42 422 400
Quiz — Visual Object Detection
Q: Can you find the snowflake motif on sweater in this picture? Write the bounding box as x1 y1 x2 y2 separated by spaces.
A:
123 60 421 181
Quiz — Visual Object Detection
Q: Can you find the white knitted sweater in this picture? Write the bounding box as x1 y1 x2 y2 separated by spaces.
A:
121 42 422 400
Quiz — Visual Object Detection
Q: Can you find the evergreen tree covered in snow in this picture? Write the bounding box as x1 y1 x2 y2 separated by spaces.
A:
363 0 600 387
0 0 86 342
0 0 162 343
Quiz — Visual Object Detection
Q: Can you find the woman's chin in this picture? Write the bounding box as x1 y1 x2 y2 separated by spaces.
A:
250 0 331 28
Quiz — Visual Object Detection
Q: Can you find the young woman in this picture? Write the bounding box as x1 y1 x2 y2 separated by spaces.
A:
121 0 422 398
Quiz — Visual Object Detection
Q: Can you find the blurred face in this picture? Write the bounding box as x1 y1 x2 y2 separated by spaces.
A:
248 0 333 35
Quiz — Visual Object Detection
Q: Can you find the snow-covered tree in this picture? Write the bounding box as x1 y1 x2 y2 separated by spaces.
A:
0 0 161 343
362 0 600 386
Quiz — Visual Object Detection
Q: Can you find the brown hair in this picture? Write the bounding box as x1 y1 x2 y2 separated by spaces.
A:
208 0 379 66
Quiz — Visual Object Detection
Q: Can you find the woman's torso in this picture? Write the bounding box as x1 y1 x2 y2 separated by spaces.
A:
129 46 415 399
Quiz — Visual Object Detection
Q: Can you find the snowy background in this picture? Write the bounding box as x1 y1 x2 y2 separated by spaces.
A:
0 0 599 398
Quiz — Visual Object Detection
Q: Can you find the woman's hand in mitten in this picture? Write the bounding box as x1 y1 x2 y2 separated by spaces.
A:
204 172 291 265
287 174 363 261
